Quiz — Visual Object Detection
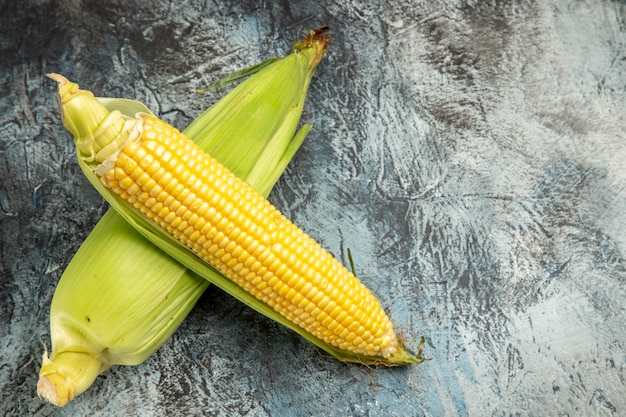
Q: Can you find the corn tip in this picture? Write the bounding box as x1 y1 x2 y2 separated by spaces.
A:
46 72 68 84
37 373 74 407
293 27 330 70
46 73 81 105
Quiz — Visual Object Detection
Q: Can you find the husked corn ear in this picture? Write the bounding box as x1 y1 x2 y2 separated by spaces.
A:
50 30 424 366
100 114 398 358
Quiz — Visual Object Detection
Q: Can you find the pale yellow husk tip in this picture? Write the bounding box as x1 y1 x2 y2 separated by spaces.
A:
37 373 73 408
38 349 105 407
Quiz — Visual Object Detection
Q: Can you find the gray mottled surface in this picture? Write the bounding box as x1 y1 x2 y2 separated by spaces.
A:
1 0 625 416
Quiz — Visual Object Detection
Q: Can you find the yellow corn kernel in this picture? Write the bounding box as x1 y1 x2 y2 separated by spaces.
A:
99 114 399 359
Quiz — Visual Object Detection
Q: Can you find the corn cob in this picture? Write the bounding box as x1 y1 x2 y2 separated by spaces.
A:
97 112 403 358
50 31 423 366
39 32 326 407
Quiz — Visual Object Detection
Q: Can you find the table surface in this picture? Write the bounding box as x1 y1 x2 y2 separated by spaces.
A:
1 1 625 416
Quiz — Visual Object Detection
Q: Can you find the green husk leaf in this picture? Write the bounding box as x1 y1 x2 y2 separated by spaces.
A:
196 57 280 93
98 97 155 117
183 55 314 180
249 123 311 197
